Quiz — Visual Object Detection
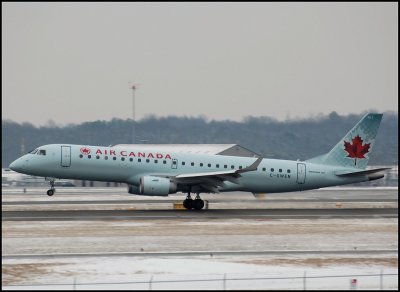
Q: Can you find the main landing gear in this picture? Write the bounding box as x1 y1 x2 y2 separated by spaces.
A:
47 180 55 196
183 192 205 210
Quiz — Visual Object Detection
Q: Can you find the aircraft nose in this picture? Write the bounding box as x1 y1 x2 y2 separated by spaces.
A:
9 159 23 172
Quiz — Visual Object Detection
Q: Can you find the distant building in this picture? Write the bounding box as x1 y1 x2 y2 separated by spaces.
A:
2 168 75 187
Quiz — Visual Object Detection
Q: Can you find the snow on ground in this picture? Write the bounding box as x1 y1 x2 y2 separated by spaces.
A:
3 216 398 290
3 218 397 255
2 256 398 290
2 188 397 290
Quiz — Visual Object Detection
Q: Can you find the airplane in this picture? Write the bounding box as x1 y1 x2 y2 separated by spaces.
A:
9 113 390 210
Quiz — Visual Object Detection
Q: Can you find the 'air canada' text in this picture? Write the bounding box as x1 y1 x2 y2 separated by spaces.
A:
94 149 172 159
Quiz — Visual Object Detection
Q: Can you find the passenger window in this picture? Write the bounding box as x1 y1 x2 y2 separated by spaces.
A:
224 165 227 168
138 158 141 162
129 158 133 162
279 169 282 172
271 168 274 172
146 159 150 163
113 157 117 160
208 163 211 167
200 163 203 167
216 164 219 168
154 160 158 163
287 169 291 173
88 155 91 159
105 156 108 160
79 154 83 158
121 157 125 161
96 156 100 159
262 167 266 171
182 162 185 165
239 166 242 169
163 160 166 164
231 165 234 169
191 162 194 166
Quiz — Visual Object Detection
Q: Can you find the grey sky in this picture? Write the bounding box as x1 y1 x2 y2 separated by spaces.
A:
2 2 398 126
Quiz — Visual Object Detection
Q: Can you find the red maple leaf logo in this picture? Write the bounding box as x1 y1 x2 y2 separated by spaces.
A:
80 147 91 155
343 135 370 166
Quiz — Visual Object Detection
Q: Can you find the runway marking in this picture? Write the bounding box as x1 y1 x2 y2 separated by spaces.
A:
3 249 398 259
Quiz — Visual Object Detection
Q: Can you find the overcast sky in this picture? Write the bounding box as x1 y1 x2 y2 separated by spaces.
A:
2 2 398 126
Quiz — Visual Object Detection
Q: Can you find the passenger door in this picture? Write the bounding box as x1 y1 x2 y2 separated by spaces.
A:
61 146 71 167
297 163 306 184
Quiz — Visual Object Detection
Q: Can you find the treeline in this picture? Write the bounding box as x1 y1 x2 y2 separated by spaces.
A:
2 111 398 167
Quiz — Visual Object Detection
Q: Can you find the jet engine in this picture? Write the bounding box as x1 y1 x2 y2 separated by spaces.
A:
127 184 141 195
128 176 177 196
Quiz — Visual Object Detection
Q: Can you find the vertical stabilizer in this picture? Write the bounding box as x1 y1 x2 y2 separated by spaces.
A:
306 113 383 169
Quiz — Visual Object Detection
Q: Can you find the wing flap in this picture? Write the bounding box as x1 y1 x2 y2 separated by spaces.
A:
175 170 237 179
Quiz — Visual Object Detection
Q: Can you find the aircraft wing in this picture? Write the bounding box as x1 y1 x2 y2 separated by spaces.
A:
171 157 263 193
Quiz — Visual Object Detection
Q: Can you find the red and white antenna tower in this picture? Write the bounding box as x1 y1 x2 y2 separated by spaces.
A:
129 82 140 144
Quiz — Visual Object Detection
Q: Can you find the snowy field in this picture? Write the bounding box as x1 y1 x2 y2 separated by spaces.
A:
2 187 398 290
3 218 397 290
2 256 398 290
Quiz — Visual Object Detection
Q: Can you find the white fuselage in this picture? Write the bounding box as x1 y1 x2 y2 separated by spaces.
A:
9 144 370 194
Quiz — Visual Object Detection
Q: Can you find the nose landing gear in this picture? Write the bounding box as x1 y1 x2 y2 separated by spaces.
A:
47 180 55 196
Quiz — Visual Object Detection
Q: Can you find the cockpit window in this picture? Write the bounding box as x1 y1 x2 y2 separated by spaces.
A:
38 149 46 155
29 149 38 154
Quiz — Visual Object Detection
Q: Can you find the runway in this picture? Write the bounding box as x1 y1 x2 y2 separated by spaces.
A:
3 187 398 220
3 207 397 221
3 197 398 205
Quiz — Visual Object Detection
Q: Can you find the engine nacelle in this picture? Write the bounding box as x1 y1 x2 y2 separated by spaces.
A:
127 184 141 195
128 176 177 196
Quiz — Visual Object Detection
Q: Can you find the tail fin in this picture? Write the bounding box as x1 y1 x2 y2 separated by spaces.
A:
306 113 383 169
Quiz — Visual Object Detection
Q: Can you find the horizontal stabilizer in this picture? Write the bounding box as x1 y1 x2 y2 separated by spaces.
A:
335 167 390 177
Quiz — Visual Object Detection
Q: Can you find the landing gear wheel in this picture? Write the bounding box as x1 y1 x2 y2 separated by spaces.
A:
183 198 193 210
183 190 193 210
47 179 56 196
193 199 204 210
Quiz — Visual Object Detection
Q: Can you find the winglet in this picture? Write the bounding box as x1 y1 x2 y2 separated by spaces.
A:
237 157 263 173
